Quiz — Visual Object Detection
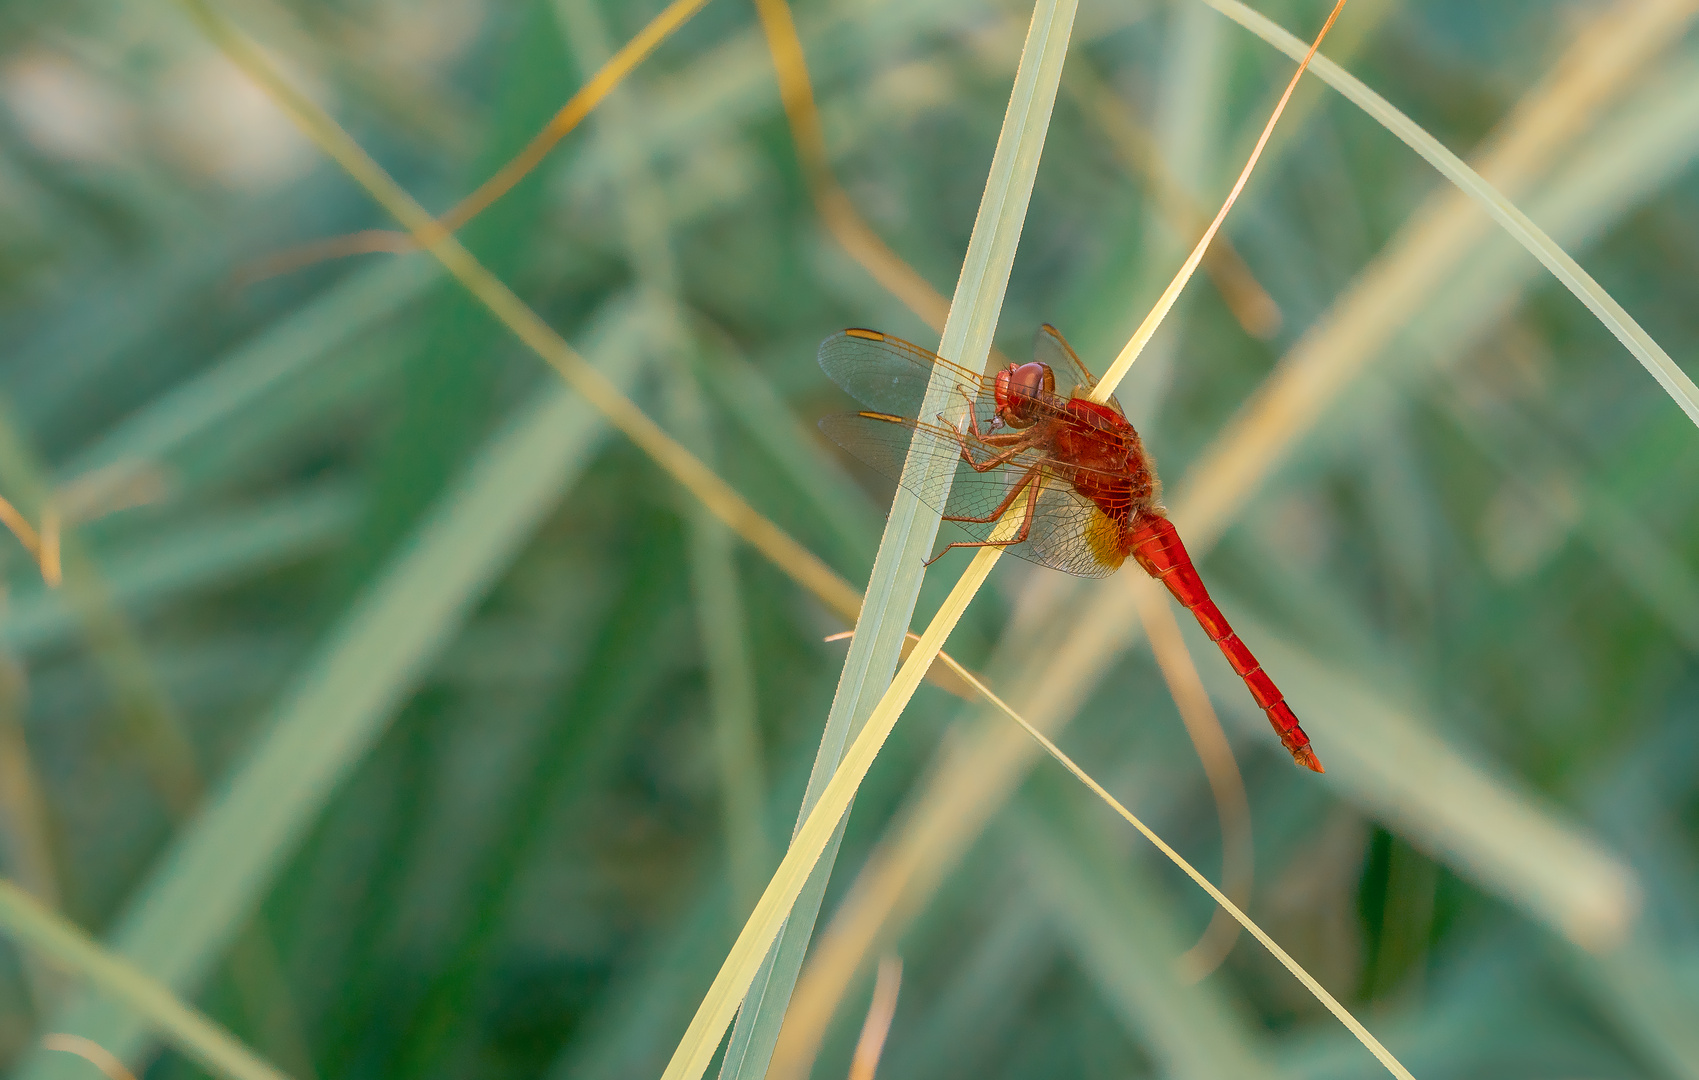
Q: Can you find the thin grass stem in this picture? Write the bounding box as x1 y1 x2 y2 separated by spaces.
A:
925 652 1416 1080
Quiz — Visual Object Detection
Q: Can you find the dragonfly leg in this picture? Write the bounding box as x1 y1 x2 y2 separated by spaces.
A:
925 474 1040 566
941 463 1042 524
950 394 1030 449
939 422 1037 473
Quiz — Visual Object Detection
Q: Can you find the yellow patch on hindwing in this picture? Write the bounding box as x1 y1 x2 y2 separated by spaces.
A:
1085 505 1127 570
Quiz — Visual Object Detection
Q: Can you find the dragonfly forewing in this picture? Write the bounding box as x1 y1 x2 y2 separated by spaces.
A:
817 329 985 418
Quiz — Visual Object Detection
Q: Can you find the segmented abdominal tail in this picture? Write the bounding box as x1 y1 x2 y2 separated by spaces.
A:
1124 514 1323 772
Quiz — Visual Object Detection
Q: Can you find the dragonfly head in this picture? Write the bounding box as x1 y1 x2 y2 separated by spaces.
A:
993 362 1055 429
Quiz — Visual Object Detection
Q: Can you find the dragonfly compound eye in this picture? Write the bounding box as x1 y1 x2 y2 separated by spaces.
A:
994 362 1055 428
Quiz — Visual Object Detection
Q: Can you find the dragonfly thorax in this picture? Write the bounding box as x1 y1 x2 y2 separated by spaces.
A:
993 361 1055 428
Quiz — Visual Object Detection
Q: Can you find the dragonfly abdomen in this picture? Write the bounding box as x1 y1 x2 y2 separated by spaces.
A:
1124 514 1323 773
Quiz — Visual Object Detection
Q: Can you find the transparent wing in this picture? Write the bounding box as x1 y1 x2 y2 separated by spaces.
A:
818 411 1126 577
821 327 1081 433
817 329 984 417
1034 323 1125 417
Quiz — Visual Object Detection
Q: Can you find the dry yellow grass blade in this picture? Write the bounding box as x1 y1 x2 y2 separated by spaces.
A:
179 0 862 630
244 0 713 280
41 1036 137 1080
659 529 1019 1080
771 622 1412 1078
845 955 902 1080
926 654 1415 1080
1093 0 1348 398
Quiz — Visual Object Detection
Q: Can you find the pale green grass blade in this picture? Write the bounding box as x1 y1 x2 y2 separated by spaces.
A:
667 538 1011 1080
2 485 357 653
0 880 290 1080
1196 0 1699 427
18 296 654 1079
715 3 1078 1076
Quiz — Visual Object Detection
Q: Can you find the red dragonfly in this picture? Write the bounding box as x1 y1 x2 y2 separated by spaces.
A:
819 325 1322 773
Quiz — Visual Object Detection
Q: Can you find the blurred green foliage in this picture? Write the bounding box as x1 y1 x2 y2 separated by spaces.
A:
0 0 1697 1078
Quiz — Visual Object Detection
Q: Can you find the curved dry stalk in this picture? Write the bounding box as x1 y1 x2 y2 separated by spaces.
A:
1093 0 1349 398
42 1036 137 1080
771 623 1410 1079
0 491 58 587
750 0 954 333
1130 578 1254 982
846 955 903 1080
242 0 714 282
